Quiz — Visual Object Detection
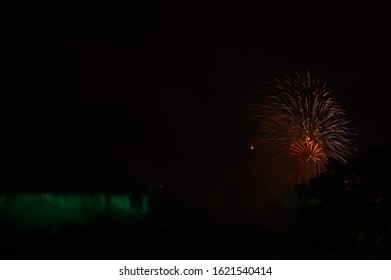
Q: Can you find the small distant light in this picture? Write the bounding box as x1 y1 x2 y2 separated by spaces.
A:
250 144 254 150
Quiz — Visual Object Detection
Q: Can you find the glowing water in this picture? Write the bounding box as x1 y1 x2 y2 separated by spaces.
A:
0 193 149 227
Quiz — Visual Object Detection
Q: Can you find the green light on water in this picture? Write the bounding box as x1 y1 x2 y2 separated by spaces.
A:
141 194 149 215
0 193 149 227
110 194 132 212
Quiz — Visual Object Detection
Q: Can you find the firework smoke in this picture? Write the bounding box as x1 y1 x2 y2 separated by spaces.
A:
254 71 354 183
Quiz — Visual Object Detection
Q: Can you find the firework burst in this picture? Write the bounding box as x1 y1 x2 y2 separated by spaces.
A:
254 71 354 183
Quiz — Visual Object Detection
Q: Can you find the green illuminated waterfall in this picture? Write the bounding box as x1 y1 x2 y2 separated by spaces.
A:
0 193 149 226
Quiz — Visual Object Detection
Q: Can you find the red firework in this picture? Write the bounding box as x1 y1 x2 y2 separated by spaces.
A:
254 71 355 183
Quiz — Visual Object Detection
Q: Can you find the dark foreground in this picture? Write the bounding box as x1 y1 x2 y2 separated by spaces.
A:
1 147 390 259
1 189 390 259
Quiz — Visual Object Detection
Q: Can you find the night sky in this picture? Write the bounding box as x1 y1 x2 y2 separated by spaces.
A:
2 1 391 222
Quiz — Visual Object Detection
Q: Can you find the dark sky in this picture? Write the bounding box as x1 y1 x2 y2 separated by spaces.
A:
2 1 391 218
